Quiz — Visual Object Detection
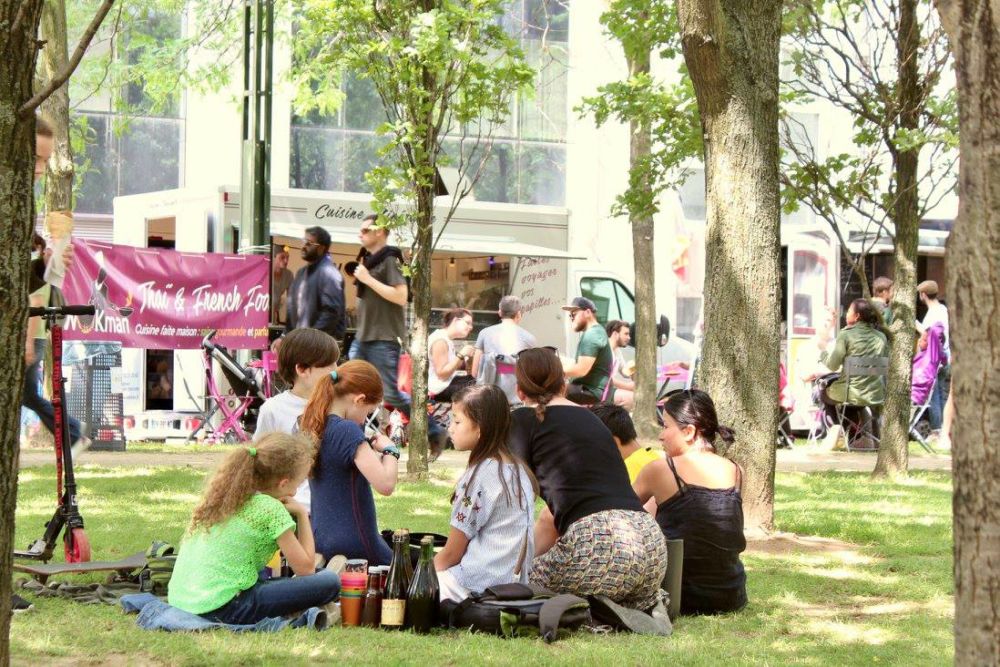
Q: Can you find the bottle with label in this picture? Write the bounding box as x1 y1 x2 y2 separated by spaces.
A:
406 535 440 634
360 566 382 628
380 530 411 629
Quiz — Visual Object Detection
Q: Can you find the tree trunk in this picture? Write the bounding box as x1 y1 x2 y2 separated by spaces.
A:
934 0 1000 661
39 0 74 211
406 186 434 477
875 0 921 477
677 0 782 533
627 48 659 443
0 1 47 659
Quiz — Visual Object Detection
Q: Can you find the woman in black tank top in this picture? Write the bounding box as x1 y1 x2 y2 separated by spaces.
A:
632 390 748 615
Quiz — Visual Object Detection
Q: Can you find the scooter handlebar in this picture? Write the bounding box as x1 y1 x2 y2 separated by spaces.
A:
28 305 96 317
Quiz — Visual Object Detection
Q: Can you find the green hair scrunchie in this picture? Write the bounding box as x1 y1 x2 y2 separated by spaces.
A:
246 447 257 457
330 370 339 383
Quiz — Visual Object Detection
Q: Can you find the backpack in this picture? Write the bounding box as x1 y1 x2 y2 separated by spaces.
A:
138 541 177 595
440 582 591 643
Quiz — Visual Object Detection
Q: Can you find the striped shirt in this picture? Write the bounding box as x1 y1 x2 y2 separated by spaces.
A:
448 458 535 593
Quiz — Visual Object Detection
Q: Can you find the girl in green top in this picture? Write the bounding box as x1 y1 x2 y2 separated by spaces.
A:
168 433 340 624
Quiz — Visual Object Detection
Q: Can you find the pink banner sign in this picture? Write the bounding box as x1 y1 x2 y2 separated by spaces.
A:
61 240 270 350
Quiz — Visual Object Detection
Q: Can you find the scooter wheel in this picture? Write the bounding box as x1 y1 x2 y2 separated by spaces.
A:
64 527 92 563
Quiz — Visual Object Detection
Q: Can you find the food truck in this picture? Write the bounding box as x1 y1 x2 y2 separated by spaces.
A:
112 185 696 438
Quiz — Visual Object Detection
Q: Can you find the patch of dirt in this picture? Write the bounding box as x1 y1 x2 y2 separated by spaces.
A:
746 531 870 561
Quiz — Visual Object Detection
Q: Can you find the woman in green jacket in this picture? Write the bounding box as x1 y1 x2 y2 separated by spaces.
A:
806 298 889 434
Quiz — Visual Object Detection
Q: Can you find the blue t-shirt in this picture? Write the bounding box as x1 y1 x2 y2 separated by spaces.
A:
310 414 393 565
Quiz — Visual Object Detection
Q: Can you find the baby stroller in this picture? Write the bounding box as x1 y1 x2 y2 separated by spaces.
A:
188 331 272 443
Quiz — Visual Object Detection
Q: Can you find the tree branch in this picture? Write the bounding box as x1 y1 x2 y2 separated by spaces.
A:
19 0 117 118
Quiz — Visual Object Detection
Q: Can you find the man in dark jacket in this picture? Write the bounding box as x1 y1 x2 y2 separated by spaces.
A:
287 226 346 340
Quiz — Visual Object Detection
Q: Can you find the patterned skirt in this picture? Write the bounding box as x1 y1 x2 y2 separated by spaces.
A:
530 509 667 611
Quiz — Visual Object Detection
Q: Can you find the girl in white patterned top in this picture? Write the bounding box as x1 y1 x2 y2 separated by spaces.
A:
433 384 538 602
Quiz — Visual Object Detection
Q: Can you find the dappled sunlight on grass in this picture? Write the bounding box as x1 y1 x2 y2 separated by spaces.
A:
10 466 954 665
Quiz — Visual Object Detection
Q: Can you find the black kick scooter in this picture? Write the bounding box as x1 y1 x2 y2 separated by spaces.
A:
15 304 95 563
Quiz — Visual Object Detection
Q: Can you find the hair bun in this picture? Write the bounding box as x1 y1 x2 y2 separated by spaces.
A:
717 424 736 444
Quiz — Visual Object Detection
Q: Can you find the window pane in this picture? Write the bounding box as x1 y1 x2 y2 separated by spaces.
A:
120 117 182 196
290 126 344 190
518 144 565 205
523 0 570 42
792 250 829 335
343 132 387 193
614 281 635 324
74 114 115 214
580 277 619 322
471 141 518 203
519 41 568 142
343 73 382 131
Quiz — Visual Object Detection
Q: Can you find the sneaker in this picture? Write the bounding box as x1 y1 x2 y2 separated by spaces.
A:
70 436 92 460
11 594 34 614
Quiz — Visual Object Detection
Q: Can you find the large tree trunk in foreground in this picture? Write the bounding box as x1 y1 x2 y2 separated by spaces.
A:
934 0 1000 662
39 0 75 211
628 48 660 443
0 1 47 660
677 0 783 532
875 0 921 477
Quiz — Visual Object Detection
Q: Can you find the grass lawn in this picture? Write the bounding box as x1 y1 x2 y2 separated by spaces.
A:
10 465 953 666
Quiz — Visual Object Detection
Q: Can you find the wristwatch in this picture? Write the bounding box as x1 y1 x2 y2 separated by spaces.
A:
381 445 401 460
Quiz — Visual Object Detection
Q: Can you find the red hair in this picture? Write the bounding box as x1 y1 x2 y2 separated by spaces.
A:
300 360 384 442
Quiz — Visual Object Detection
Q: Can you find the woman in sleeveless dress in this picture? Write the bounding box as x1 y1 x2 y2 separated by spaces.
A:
632 390 748 615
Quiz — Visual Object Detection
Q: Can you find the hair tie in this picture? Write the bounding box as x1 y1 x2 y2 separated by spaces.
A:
246 447 257 457
330 370 339 383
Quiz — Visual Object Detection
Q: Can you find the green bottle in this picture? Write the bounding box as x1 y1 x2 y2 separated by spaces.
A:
380 530 410 629
405 535 439 633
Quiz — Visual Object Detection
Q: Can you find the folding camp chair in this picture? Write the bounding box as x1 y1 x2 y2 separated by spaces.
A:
836 355 888 451
908 377 936 453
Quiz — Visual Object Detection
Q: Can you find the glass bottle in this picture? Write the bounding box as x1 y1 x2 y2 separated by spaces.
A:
400 529 414 582
406 535 440 634
380 530 410 629
360 566 382 628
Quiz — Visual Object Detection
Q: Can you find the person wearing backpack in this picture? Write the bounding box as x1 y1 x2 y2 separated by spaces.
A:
167 433 340 623
433 385 537 602
510 348 667 613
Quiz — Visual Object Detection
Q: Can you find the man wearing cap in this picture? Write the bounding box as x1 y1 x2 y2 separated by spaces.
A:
917 280 950 430
561 297 614 404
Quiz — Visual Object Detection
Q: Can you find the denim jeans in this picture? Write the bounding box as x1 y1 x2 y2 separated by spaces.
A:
202 569 340 625
927 365 951 430
22 338 82 444
355 340 444 437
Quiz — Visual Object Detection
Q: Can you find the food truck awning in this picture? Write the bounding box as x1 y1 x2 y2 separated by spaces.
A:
267 223 585 260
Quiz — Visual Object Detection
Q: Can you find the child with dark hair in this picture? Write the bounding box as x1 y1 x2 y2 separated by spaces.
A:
433 385 537 602
254 327 340 510
589 404 660 484
168 433 339 623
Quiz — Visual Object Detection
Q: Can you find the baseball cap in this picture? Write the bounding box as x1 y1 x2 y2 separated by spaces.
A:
561 296 597 312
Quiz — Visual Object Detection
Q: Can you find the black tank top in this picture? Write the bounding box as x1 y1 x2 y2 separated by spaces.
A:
656 457 748 615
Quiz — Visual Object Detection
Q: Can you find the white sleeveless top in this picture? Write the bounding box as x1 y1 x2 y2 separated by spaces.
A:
428 328 458 396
